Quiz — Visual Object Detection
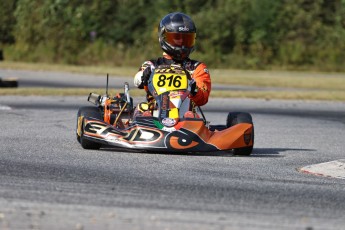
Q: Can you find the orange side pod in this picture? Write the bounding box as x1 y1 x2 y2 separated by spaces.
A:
182 121 253 151
208 124 254 150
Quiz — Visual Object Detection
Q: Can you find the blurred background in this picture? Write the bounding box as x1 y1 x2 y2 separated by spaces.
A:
0 0 344 71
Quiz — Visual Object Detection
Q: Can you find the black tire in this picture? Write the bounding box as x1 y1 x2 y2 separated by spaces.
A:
227 112 254 156
76 106 103 149
226 112 253 127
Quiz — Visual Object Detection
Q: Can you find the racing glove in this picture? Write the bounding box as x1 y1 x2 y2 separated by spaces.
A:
190 80 198 96
134 66 152 89
141 67 152 86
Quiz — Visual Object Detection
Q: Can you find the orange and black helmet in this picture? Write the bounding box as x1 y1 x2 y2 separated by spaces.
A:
158 12 196 61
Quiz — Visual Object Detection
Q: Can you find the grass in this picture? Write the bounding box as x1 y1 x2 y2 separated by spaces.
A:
212 69 345 91
0 61 135 77
213 90 345 101
1 61 345 101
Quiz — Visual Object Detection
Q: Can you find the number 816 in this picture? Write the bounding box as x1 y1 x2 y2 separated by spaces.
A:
157 75 182 88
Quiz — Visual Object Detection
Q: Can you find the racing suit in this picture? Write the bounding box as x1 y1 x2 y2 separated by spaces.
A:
134 53 211 106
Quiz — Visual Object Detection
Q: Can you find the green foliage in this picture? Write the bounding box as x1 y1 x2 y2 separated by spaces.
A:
3 0 345 71
0 0 17 45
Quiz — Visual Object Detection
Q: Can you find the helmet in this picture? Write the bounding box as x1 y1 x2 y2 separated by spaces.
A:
158 12 196 61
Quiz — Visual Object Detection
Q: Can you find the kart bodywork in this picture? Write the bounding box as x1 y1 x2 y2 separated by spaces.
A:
76 65 254 155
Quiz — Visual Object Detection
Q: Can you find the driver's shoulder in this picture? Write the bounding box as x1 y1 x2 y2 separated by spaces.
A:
184 58 207 71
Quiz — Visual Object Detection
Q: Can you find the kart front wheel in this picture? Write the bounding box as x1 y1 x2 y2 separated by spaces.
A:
227 112 254 156
76 106 102 150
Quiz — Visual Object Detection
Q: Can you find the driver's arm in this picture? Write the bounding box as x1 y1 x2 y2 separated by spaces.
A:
189 63 211 106
134 61 154 89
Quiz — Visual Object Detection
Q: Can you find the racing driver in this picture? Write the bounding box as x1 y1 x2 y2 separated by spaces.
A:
134 12 211 107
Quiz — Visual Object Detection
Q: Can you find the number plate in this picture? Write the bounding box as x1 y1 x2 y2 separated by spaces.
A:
152 71 188 95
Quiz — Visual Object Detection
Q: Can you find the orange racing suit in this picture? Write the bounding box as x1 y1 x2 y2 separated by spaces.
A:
134 53 211 106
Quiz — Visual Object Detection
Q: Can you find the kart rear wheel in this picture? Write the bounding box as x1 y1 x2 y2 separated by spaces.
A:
227 112 254 156
76 106 102 149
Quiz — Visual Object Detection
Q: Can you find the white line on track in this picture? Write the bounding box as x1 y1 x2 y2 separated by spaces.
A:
0 105 12 110
299 159 345 179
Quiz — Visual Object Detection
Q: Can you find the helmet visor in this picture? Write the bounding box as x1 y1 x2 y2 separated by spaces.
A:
164 32 196 48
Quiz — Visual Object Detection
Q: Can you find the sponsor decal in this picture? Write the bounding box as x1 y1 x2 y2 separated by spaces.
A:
107 136 120 142
169 91 184 98
139 130 155 140
160 94 168 118
179 26 189 31
162 94 168 110
162 118 176 127
166 131 201 150
162 126 176 132
244 133 252 145
204 68 209 74
132 128 162 143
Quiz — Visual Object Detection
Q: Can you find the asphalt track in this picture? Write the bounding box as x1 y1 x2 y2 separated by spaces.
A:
1 69 345 229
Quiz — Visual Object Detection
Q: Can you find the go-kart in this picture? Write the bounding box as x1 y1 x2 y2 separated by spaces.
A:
76 64 254 155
